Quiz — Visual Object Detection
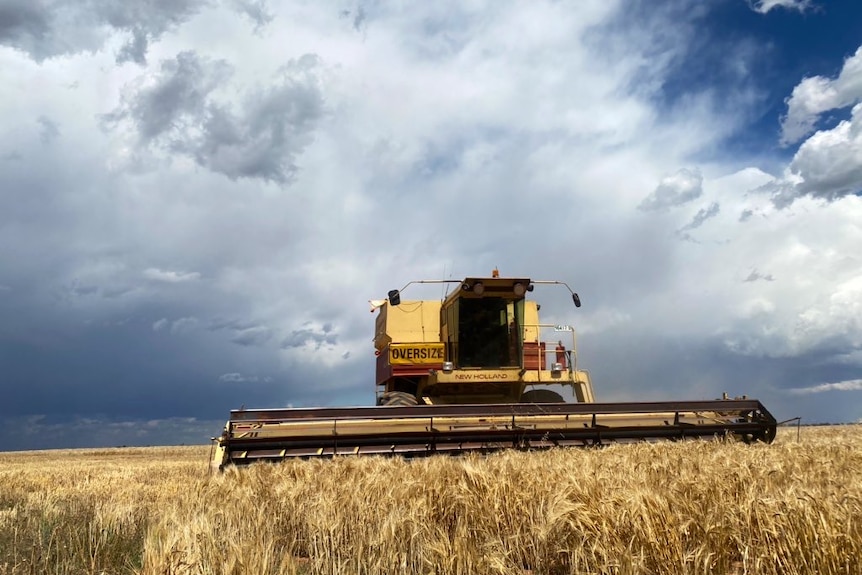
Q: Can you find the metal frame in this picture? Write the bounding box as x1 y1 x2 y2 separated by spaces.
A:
213 399 777 469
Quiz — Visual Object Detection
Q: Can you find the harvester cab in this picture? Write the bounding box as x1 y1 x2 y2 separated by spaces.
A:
211 273 777 470
376 275 594 406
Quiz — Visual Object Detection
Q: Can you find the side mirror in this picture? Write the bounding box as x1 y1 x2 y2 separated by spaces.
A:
572 293 581 308
388 289 401 306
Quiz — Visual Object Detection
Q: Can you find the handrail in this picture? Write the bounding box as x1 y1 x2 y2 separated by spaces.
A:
520 322 579 376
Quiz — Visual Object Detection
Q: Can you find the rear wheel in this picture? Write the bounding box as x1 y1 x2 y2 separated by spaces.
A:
519 389 565 403
378 391 419 406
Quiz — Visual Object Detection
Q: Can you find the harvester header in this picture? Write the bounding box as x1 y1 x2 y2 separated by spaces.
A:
211 272 777 470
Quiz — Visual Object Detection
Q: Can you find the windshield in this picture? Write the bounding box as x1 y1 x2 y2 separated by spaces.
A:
456 297 523 368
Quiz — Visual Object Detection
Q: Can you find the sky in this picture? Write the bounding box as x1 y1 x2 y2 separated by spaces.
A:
1 0 862 450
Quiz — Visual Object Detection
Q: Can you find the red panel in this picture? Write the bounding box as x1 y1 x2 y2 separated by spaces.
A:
522 341 546 370
376 346 443 385
376 353 391 385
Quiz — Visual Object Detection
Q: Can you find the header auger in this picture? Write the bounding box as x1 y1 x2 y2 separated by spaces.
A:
211 272 776 470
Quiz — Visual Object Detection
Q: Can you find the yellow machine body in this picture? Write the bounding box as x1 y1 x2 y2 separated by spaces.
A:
211 274 777 470
373 276 593 406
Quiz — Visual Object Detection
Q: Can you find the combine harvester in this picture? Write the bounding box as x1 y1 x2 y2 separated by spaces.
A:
211 272 777 470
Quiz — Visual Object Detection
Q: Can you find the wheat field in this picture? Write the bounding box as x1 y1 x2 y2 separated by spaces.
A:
0 426 859 575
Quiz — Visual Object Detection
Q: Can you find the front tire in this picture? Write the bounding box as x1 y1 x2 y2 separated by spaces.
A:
519 389 565 403
378 391 419 406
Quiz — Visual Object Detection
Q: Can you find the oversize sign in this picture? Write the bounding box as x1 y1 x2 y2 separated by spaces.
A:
389 343 446 365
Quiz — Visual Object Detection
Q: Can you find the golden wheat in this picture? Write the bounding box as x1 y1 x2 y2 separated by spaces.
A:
0 427 859 574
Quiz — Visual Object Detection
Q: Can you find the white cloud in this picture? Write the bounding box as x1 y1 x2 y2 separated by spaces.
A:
152 316 198 333
748 0 812 15
218 372 271 383
789 103 862 200
755 100 862 207
748 47 862 208
714 202 862 358
612 164 862 366
143 268 201 283
170 316 198 334
789 379 862 395
780 46 862 145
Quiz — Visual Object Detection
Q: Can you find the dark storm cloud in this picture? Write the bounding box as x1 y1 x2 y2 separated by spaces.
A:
638 168 703 211
66 282 99 297
206 319 275 347
0 0 209 63
3 1 859 453
37 115 59 143
188 55 324 183
0 1 50 57
0 333 373 450
281 323 338 350
0 415 221 451
677 202 720 233
208 318 260 332
753 179 796 208
0 278 369 437
232 0 274 31
91 0 209 37
101 51 231 141
116 27 149 65
744 269 775 282
230 325 272 347
340 4 368 32
583 330 862 424
102 52 324 184
754 176 860 210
